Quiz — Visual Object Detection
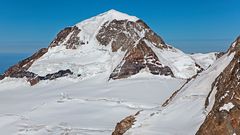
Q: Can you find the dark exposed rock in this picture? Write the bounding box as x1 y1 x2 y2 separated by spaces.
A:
7 69 73 86
195 63 204 73
49 26 82 49
96 19 167 53
0 75 4 80
49 27 73 48
40 69 73 81
29 69 73 86
112 111 140 135
65 26 82 49
215 52 225 59
110 39 173 79
96 19 140 52
197 37 240 135
9 71 37 78
3 48 48 79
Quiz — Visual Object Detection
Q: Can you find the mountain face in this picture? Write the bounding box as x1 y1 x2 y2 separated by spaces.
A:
0 9 238 135
196 37 240 135
0 9 202 85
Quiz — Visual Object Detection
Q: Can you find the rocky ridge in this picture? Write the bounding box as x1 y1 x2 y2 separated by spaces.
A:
197 36 240 135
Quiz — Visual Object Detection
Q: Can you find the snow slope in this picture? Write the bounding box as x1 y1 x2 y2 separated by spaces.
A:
145 40 201 78
125 52 234 135
190 52 218 69
0 73 185 135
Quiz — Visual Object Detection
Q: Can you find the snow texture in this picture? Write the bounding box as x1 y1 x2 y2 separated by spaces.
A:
0 73 184 135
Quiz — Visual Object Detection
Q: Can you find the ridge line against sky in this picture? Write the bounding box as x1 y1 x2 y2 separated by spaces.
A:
0 0 239 54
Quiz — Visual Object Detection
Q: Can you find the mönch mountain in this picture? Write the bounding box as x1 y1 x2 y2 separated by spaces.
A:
0 9 206 85
0 10 238 135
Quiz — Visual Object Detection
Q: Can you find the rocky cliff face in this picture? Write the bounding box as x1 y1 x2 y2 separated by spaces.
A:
110 39 173 79
96 19 168 52
49 26 83 49
197 36 240 135
96 19 174 79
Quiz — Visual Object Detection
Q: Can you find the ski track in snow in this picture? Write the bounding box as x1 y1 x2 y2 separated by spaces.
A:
57 94 160 111
18 122 113 135
0 74 184 135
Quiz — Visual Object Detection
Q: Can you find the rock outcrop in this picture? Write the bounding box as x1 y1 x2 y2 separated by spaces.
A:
112 111 140 135
28 69 74 86
197 36 240 135
1 48 48 80
110 39 173 79
5 69 73 86
96 19 168 52
96 18 174 79
215 52 225 59
49 26 83 49
0 75 4 80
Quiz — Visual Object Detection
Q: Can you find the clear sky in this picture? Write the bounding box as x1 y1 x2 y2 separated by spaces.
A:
0 0 239 54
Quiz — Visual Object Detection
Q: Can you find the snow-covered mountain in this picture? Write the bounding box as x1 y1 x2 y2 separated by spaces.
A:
0 9 238 135
1 9 204 86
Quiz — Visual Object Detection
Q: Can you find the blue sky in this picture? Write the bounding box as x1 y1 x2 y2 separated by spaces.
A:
0 0 239 54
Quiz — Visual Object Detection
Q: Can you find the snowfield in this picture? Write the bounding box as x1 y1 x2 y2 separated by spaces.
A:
0 52 232 135
0 73 184 135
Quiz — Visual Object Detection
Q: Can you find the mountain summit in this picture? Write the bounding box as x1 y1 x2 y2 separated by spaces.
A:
1 9 203 85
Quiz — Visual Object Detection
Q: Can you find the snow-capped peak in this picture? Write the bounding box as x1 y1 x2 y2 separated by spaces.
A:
75 9 138 36
70 9 139 48
96 9 139 21
76 9 139 27
1 10 206 85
